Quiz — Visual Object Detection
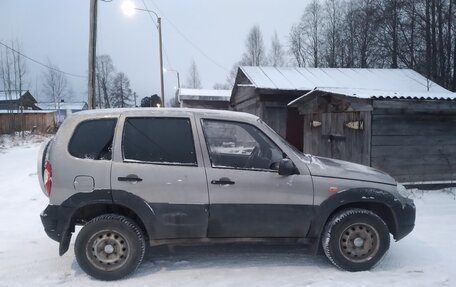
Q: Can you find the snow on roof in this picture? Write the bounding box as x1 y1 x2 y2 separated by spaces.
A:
37 102 87 110
0 109 55 114
240 66 449 93
288 87 456 106
178 88 231 101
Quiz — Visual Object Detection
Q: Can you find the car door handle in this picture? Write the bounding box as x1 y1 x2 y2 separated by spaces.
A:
118 175 143 182
211 177 235 185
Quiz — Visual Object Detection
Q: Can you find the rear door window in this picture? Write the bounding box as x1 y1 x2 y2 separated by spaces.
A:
122 117 197 165
68 119 117 160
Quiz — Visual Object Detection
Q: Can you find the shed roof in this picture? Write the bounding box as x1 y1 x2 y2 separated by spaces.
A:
37 102 88 110
288 87 456 106
0 109 55 114
178 88 231 101
239 66 449 93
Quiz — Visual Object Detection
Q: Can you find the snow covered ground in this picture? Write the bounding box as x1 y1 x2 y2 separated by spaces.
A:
0 139 455 287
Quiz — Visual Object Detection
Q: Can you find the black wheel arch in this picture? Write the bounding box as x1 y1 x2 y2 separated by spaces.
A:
308 188 401 254
56 190 156 255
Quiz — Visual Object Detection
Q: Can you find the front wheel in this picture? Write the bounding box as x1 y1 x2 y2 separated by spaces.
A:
75 214 145 281
322 208 390 271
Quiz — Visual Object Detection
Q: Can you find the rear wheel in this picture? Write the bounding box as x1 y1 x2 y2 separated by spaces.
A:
75 214 145 280
322 208 390 271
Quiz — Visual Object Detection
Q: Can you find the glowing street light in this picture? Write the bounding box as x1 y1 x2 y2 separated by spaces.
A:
121 0 165 107
121 0 135 16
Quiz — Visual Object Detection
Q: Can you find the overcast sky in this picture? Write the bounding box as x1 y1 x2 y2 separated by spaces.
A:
0 0 308 104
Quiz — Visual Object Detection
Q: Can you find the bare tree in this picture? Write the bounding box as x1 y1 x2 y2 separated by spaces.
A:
0 40 27 106
213 82 231 90
302 0 324 67
96 54 115 108
42 61 70 125
376 0 403 68
42 61 69 106
110 72 133 108
243 25 267 66
0 45 14 101
323 0 344 67
289 24 306 67
186 60 202 89
268 31 286 67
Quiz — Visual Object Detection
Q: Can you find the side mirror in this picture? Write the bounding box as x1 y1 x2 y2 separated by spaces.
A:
278 158 299 176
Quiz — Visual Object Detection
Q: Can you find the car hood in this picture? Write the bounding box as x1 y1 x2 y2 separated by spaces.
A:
305 156 396 185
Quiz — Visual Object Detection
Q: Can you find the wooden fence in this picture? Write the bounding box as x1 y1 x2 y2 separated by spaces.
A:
0 111 56 134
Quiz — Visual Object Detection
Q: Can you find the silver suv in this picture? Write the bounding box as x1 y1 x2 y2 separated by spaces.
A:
38 108 415 280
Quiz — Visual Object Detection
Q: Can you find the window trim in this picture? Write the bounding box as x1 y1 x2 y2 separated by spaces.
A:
68 118 117 161
200 118 285 173
121 116 198 167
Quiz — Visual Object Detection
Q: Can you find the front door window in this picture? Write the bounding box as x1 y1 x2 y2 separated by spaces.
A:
202 120 284 171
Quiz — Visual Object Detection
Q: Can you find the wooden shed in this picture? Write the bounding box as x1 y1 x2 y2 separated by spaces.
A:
289 88 456 184
230 67 307 150
177 88 231 110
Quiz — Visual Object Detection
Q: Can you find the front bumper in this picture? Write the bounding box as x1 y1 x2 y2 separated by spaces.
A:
393 200 416 241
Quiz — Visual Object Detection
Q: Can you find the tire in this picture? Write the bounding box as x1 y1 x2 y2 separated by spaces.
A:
75 214 146 281
322 208 390 272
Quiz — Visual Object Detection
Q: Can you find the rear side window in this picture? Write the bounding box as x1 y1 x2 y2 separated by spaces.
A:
123 117 197 165
68 119 117 160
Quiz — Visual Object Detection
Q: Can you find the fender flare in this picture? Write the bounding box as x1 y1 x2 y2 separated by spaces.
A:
308 188 400 251
57 190 157 255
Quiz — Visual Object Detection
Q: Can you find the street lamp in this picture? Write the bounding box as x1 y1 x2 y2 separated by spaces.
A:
164 68 180 90
164 68 180 107
121 0 165 107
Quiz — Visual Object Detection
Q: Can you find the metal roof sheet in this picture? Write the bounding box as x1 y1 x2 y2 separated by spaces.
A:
37 102 87 110
178 88 231 101
288 87 456 106
240 66 450 93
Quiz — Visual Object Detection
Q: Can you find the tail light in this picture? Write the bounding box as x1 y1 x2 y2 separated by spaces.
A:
44 160 52 197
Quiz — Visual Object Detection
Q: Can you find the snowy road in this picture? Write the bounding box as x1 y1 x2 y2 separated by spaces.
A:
0 142 455 287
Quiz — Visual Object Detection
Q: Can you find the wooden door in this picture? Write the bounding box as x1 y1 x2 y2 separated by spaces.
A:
303 112 371 165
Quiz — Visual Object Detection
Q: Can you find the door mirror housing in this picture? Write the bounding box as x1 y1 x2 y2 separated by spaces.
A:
278 158 299 176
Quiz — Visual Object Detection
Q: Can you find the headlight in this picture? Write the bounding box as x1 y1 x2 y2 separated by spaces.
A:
397 183 412 198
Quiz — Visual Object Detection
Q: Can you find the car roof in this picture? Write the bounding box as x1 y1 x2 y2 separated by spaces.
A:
67 108 260 121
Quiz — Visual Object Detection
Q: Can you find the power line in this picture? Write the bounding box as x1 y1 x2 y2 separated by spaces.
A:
0 41 87 79
146 0 229 72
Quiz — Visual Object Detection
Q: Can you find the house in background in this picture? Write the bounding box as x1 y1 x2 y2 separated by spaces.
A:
0 90 39 110
36 100 88 125
230 66 455 151
289 86 456 185
177 88 231 110
231 66 456 185
0 91 55 134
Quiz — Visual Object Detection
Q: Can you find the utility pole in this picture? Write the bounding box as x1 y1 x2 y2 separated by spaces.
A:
88 0 97 109
158 17 165 107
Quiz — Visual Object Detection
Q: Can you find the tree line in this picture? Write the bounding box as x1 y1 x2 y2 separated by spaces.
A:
95 54 136 108
0 42 138 110
221 0 456 92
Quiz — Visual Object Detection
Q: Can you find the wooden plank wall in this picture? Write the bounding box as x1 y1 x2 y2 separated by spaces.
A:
0 112 55 134
303 111 371 165
371 99 456 182
263 106 287 138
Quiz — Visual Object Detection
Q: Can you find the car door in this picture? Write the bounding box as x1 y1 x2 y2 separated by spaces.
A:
111 114 209 239
197 118 314 238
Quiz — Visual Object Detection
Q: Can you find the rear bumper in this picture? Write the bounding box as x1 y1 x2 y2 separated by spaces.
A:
40 205 73 243
393 200 416 241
